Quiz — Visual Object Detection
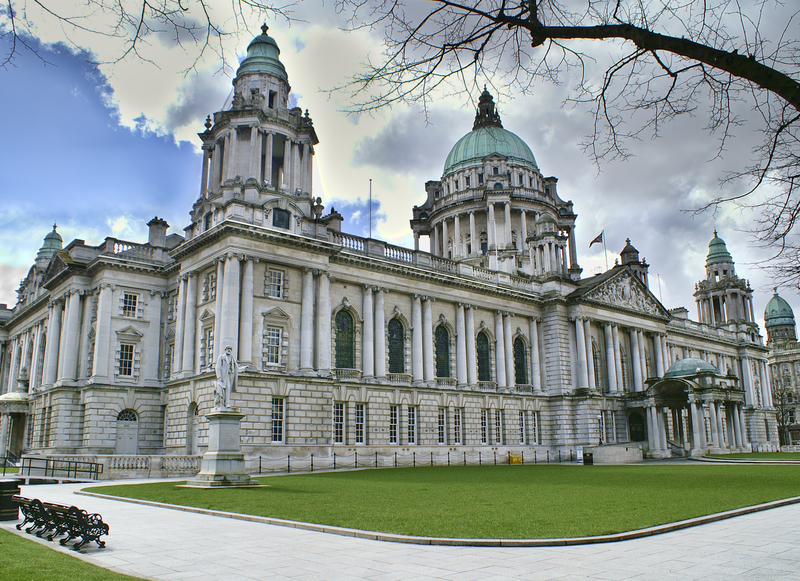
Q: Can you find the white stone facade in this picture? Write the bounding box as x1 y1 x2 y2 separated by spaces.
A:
0 28 780 468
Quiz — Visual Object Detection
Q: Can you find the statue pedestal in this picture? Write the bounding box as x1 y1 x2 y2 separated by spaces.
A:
184 409 257 488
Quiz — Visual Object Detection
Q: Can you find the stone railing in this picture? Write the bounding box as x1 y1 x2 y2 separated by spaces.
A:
478 381 498 391
436 377 457 389
334 368 362 382
387 373 412 385
384 244 414 263
331 232 365 252
101 238 167 264
37 454 201 480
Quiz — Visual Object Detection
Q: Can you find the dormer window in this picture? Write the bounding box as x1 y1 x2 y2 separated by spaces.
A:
204 212 213 231
273 208 290 229
492 166 499 175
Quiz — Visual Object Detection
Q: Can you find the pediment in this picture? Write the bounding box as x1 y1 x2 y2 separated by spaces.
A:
43 253 69 284
582 270 670 318
116 326 144 340
199 308 215 321
262 306 290 319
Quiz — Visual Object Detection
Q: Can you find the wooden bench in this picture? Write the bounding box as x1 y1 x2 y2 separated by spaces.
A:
12 495 109 551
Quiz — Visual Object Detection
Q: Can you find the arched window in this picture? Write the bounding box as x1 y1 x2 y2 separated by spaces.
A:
435 326 450 378
513 337 527 385
335 311 355 369
388 319 405 373
477 332 491 382
493 182 503 190
117 409 137 421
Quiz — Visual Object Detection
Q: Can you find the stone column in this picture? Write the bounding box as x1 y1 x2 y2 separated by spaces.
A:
283 139 292 189
584 319 595 389
466 306 477 385
60 291 82 382
0 415 8 456
456 304 467 387
469 212 476 255
362 286 374 380
707 401 719 448
374 288 386 381
211 140 223 189
174 277 186 374
631 329 643 392
690 398 704 451
77 292 94 380
495 311 506 388
293 138 301 192
732 405 743 448
488 203 496 249
741 356 756 406
238 259 254 366
637 330 647 381
145 291 163 383
504 202 512 248
716 403 727 450
575 317 589 389
646 406 658 453
316 272 332 373
220 254 241 359
530 317 542 392
92 286 112 382
248 125 259 179
454 215 461 258
604 324 617 393
303 143 312 193
228 127 238 180
423 297 434 383
200 145 212 197
567 226 578 269
432 226 439 257
413 231 420 252
182 274 198 373
300 268 315 372
264 132 274 185
504 313 514 386
654 334 664 377
213 258 225 363
762 360 774 407
738 406 748 447
412 295 423 385
520 210 528 251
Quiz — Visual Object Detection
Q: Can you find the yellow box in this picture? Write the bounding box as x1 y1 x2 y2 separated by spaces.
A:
509 454 522 464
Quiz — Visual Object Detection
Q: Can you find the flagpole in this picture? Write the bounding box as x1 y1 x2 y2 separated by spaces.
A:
369 178 372 240
602 229 608 271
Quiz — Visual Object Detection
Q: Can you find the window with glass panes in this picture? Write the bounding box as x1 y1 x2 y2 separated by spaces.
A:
435 326 450 377
267 269 284 299
333 403 345 444
407 406 417 444
513 337 527 385
477 332 491 381
531 411 539 444
438 408 446 444
387 319 405 373
519 410 526 445
273 208 290 229
264 326 282 364
119 344 134 376
122 293 138 318
271 398 284 442
355 403 365 444
454 408 462 444
389 405 398 444
335 311 355 369
481 409 488 444
495 410 503 444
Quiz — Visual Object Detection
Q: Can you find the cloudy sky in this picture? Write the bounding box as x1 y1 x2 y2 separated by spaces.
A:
0 1 794 333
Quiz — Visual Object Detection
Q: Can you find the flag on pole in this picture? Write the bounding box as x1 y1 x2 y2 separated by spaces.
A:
589 232 604 247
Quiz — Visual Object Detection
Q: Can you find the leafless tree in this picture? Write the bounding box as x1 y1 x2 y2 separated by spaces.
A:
1 0 297 73
771 374 797 446
336 0 800 284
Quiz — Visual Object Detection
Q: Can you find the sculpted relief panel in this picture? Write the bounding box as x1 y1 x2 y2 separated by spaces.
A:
585 272 662 316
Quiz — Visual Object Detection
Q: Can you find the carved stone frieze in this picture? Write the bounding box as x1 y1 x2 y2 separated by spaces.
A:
584 271 663 316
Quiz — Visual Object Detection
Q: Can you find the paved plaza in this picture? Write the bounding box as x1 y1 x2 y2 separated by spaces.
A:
3 480 800 580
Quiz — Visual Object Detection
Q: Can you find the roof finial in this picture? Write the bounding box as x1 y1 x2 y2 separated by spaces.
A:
261 23 269 35
53 222 57 231
713 229 718 237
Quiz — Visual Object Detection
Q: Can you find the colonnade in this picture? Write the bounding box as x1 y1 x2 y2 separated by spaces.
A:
1 319 45 393
199 125 313 196
695 290 755 326
529 237 569 276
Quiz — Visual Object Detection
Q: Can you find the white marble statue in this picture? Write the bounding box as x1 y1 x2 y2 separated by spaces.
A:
214 345 246 410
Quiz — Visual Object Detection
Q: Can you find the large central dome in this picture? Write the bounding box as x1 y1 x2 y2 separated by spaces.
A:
443 89 538 176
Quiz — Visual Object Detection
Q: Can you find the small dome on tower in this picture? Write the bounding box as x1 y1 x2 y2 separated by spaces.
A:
706 230 733 266
620 238 639 265
765 289 796 328
235 24 288 80
36 224 62 260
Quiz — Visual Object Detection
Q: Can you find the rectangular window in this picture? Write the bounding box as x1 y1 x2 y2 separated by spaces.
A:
438 408 447 445
519 173 524 186
478 173 484 185
273 208 290 229
492 166 499 175
465 175 471 187
202 328 215 369
407 406 417 445
271 397 284 443
495 410 503 445
119 344 134 376
531 411 539 444
519 410 526 445
122 293 138 318
267 269 284 299
389 405 398 444
333 402 345 444
164 343 174 379
203 272 217 302
264 326 282 364
481 409 488 444
355 403 366 444
454 408 462 445
454 179 459 190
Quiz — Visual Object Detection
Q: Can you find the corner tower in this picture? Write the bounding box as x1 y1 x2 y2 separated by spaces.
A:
694 231 757 331
186 25 319 241
410 89 580 278
765 289 797 346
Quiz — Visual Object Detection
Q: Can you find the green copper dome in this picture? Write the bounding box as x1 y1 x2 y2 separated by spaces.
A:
706 231 733 266
664 357 721 378
36 224 62 260
765 289 795 328
443 89 538 176
235 24 287 80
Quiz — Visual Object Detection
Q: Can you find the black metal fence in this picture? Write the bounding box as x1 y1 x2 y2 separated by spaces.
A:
19 457 103 480
247 448 581 475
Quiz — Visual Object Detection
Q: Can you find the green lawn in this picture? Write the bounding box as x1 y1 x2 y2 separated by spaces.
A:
89 464 800 538
708 452 800 459
0 529 143 581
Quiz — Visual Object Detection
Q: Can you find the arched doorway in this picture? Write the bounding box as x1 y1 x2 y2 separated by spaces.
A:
115 409 139 455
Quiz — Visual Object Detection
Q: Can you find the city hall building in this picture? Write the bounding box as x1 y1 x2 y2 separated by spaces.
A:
0 27 779 472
